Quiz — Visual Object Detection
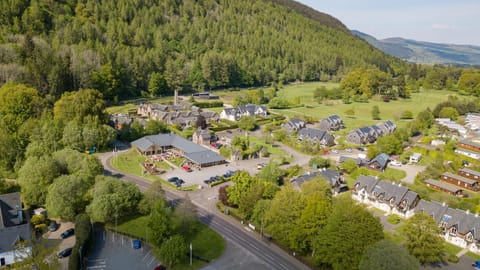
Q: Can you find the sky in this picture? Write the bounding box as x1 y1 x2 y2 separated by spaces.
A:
296 0 480 46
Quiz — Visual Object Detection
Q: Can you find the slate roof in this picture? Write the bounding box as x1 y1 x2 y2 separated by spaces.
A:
425 179 464 193
298 128 334 143
354 175 380 193
442 172 478 185
0 192 31 253
369 153 390 168
291 169 343 188
459 168 480 178
414 199 449 223
131 134 225 165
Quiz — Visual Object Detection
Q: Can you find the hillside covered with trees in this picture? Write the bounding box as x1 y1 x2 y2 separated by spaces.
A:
0 0 404 102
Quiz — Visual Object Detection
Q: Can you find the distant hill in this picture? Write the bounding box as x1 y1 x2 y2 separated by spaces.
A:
352 30 480 66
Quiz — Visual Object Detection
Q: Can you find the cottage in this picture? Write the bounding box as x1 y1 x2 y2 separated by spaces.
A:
368 153 390 171
318 115 345 131
297 128 335 147
192 129 211 146
282 118 306 134
346 121 396 145
220 104 267 121
131 134 225 168
441 172 479 191
425 179 464 197
0 192 32 266
352 176 419 218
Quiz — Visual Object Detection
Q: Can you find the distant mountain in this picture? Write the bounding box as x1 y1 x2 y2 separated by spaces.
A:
352 30 480 66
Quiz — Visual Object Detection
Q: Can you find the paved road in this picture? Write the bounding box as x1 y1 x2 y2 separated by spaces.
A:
97 152 310 270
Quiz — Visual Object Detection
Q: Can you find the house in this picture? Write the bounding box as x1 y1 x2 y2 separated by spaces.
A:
131 133 226 168
346 121 396 145
377 120 396 135
192 92 219 100
440 172 479 191
282 118 306 134
0 192 32 266
352 176 419 218
338 156 368 167
290 169 348 194
409 153 422 163
216 129 247 146
220 104 268 121
192 129 211 146
368 153 390 171
318 115 345 131
297 128 335 147
109 114 134 130
431 140 446 147
425 179 465 197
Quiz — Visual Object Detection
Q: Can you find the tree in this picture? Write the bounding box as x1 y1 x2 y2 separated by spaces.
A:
144 120 168 135
237 116 257 131
371 105 380 120
256 161 283 185
148 200 172 246
308 156 331 169
227 171 257 206
403 212 444 264
359 239 419 270
87 176 142 223
18 155 60 206
375 135 403 156
438 107 459 121
172 196 197 238
158 235 187 268
195 115 207 130
345 109 355 118
138 180 165 214
238 184 264 219
313 198 384 270
53 89 107 124
231 136 249 151
45 175 90 220
340 159 357 174
148 72 168 97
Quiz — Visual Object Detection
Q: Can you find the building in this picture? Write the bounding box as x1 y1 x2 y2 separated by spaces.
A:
131 133 226 168
192 92 219 100
456 138 480 159
220 104 267 121
318 115 345 131
377 120 396 135
409 153 422 163
282 118 306 134
0 192 32 266
192 129 211 146
431 140 446 147
297 128 335 147
440 172 479 191
346 121 396 145
109 114 134 130
352 176 420 218
368 153 390 171
436 118 468 137
425 179 464 197
291 169 348 194
458 168 480 183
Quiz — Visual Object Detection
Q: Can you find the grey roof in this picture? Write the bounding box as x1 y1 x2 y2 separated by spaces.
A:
459 168 480 178
131 134 225 165
442 172 478 185
458 139 480 148
291 169 342 188
374 181 409 205
291 171 321 186
354 175 380 193
414 199 449 223
339 156 367 166
369 153 390 168
194 129 211 140
425 179 463 193
0 192 31 252
298 128 333 143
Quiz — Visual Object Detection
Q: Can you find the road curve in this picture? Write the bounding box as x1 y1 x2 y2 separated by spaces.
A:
98 153 310 270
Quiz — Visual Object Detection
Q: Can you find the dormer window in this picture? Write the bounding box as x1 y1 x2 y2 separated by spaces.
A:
450 226 457 235
466 232 474 242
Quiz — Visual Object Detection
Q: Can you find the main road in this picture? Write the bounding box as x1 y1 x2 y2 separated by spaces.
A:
98 152 310 270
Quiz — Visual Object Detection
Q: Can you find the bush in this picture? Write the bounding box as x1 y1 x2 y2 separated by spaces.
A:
400 110 414 119
447 254 459 263
387 214 401 225
69 214 92 270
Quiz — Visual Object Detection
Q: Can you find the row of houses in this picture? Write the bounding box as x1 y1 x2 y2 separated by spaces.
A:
456 137 480 160
220 104 268 121
436 118 468 138
346 121 396 145
291 168 349 194
352 176 480 253
424 168 480 197
282 115 345 134
297 128 335 147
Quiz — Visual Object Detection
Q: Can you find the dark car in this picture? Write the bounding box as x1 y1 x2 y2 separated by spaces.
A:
58 247 73 258
133 239 141 249
168 177 179 183
48 220 59 232
223 170 235 178
60 228 74 239
203 179 212 184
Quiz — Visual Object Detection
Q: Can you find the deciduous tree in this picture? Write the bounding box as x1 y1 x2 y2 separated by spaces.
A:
359 239 419 270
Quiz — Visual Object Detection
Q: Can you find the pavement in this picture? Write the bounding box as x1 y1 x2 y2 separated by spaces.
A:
43 221 75 270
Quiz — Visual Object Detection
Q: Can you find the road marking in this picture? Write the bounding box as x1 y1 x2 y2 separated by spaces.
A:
147 256 156 266
141 250 151 261
86 266 106 269
87 259 107 263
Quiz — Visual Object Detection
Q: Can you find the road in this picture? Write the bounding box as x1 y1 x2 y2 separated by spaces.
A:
98 152 310 270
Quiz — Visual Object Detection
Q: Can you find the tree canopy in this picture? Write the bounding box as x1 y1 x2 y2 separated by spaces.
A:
359 239 419 270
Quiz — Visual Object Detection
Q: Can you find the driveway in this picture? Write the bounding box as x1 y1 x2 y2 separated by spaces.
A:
43 220 75 270
392 164 426 184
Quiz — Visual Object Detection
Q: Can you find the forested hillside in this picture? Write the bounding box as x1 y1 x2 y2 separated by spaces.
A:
0 0 403 101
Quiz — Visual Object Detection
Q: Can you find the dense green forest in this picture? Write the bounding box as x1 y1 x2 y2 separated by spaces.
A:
0 0 404 102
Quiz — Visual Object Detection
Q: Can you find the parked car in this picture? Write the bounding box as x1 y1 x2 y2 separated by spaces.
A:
60 228 74 239
48 220 59 232
390 160 402 167
168 177 179 183
331 150 338 154
257 163 267 169
133 239 141 249
223 170 235 178
58 247 73 258
345 148 353 153
182 165 192 172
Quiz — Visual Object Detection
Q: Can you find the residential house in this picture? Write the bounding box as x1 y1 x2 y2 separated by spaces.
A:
297 128 335 147
192 129 211 146
368 153 390 171
291 169 348 194
109 114 134 130
282 118 306 134
352 176 419 218
346 121 396 145
131 133 226 168
377 120 396 135
216 129 247 146
318 115 345 131
220 104 267 121
441 172 479 191
425 179 464 197
0 192 32 266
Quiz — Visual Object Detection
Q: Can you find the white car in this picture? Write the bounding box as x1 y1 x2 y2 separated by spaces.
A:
390 160 402 167
331 150 339 154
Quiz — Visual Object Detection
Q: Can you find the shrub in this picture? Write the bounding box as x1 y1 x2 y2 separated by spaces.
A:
387 214 401 225
400 110 414 119
447 254 459 263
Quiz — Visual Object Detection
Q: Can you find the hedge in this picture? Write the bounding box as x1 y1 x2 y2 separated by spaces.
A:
68 214 92 270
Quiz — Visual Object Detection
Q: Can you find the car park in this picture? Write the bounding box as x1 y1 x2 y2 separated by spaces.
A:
60 228 74 239
48 220 59 232
58 247 73 258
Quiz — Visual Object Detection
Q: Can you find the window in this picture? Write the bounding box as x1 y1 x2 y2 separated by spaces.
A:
450 226 457 235
466 233 474 242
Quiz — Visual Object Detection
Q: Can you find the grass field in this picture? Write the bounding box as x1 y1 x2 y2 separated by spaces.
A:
114 215 225 270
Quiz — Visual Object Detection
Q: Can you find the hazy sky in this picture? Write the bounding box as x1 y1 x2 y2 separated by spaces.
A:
296 0 480 46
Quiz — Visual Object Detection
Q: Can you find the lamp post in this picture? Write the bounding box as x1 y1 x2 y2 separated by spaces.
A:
190 242 192 266
79 245 83 269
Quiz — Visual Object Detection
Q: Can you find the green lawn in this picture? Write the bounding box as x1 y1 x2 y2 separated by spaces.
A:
168 157 186 167
114 215 225 270
467 251 480 260
107 96 175 114
110 149 148 176
248 136 287 156
444 242 463 256
384 230 405 245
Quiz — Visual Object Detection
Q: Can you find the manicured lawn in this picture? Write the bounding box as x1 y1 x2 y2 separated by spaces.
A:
168 157 186 167
467 251 480 260
444 242 463 256
248 136 287 156
106 96 174 114
110 149 148 176
114 215 225 270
